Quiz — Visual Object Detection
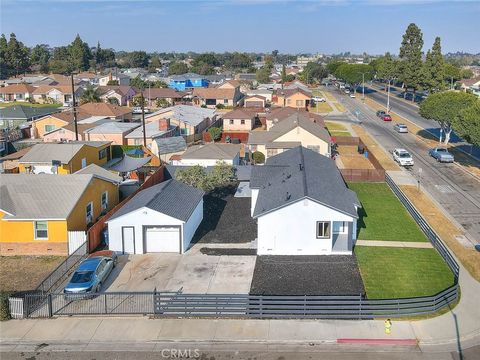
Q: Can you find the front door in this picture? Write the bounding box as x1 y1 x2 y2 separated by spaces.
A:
122 227 135 254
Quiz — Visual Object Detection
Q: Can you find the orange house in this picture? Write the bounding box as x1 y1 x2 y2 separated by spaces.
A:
274 88 311 109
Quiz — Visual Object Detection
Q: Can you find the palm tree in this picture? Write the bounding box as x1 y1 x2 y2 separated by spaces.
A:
80 85 101 105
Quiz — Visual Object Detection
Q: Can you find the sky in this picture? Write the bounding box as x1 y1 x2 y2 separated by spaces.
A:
1 0 480 54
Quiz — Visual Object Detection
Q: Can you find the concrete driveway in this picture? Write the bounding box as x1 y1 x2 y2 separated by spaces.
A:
104 250 256 294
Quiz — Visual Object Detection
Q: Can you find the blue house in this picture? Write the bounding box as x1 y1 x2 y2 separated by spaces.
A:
169 73 209 91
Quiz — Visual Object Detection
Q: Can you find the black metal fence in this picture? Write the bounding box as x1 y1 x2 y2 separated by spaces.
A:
20 284 457 319
13 177 460 320
35 241 88 294
385 174 460 279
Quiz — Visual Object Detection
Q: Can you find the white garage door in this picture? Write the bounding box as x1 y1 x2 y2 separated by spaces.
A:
145 227 180 253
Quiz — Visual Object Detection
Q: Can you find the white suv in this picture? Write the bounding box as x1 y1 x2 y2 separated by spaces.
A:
393 148 414 167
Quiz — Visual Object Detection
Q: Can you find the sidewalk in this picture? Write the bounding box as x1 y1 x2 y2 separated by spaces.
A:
355 240 432 248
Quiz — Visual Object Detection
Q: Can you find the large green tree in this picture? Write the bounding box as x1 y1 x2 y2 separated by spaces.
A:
443 63 462 89
69 34 92 72
168 61 189 75
399 23 424 101
256 66 271 83
422 37 445 93
454 100 480 147
302 62 327 84
3 33 30 77
326 60 345 75
419 91 477 145
80 85 102 104
30 44 50 73
334 63 373 93
124 51 149 68
0 34 8 79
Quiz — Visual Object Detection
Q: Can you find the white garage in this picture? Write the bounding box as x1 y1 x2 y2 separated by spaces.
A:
107 179 204 254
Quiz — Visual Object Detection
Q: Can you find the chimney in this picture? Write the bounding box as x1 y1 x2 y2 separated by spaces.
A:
159 118 170 132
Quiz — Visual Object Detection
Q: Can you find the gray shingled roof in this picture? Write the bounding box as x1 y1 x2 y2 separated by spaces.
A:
75 164 122 183
248 113 330 145
108 179 204 222
154 136 186 154
147 105 216 127
84 122 140 134
250 147 360 218
0 174 94 219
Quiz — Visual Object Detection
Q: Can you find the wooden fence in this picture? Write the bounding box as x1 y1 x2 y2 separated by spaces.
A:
334 136 385 182
86 165 165 252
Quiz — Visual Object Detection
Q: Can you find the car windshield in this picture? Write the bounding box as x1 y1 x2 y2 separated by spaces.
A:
399 153 411 158
398 125 406 128
70 271 94 283
437 148 447 152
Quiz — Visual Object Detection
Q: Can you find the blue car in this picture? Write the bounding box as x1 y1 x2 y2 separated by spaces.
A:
64 251 117 299
429 147 455 163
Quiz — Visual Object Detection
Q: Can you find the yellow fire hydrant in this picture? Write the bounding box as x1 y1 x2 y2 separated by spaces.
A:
385 319 392 335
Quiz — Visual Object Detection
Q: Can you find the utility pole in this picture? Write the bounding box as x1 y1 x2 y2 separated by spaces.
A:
362 73 365 101
386 79 391 113
71 73 79 141
141 89 147 147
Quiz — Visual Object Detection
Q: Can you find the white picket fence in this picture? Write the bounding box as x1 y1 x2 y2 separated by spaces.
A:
8 297 24 319
68 231 87 255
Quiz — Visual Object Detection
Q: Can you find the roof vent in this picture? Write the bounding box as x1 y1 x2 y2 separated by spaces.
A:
285 192 291 201
299 164 303 171
286 174 291 179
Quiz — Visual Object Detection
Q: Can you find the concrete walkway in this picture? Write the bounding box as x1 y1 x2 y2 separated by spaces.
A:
356 240 433 248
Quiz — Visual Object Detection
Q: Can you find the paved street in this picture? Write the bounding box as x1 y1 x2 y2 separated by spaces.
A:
325 87 480 245
2 347 480 360
364 83 480 159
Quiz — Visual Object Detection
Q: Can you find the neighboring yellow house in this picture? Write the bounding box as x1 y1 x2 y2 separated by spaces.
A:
248 112 331 160
0 169 121 255
31 112 91 139
274 88 312 109
18 141 112 174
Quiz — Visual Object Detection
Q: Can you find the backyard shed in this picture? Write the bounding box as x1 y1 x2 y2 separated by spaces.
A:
107 179 204 254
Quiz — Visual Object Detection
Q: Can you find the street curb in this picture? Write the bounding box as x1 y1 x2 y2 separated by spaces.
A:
337 338 417 345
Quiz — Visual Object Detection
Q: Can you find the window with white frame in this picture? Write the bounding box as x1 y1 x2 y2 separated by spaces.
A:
34 221 48 240
224 98 228 104
101 191 108 211
98 148 108 160
241 119 245 125
316 221 330 238
333 221 348 234
229 119 234 125
86 202 93 224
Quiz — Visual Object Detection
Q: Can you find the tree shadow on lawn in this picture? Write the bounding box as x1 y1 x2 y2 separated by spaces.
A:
356 205 367 238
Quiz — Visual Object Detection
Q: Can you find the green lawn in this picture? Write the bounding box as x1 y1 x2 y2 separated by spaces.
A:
329 130 351 137
355 246 455 298
0 102 62 108
325 121 347 131
348 182 427 242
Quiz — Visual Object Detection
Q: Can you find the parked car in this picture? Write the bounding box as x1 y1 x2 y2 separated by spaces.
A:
132 107 150 114
63 251 117 299
350 93 356 98
344 89 350 94
376 110 386 118
312 96 326 102
393 148 414 167
381 114 392 121
429 147 454 163
394 123 408 133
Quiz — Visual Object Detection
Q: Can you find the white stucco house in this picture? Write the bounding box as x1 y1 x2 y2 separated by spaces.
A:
250 146 361 256
171 143 241 167
107 179 204 254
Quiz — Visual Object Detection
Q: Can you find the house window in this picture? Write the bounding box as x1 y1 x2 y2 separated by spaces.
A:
296 100 303 107
316 221 330 238
81 158 87 168
333 221 348 234
267 148 277 157
286 99 291 105
250 145 257 152
229 119 234 125
134 138 142 145
241 119 245 125
86 202 93 225
16 93 24 100
307 145 321 153
98 148 108 160
101 191 108 211
34 221 48 240
224 98 228 104
44 125 55 133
